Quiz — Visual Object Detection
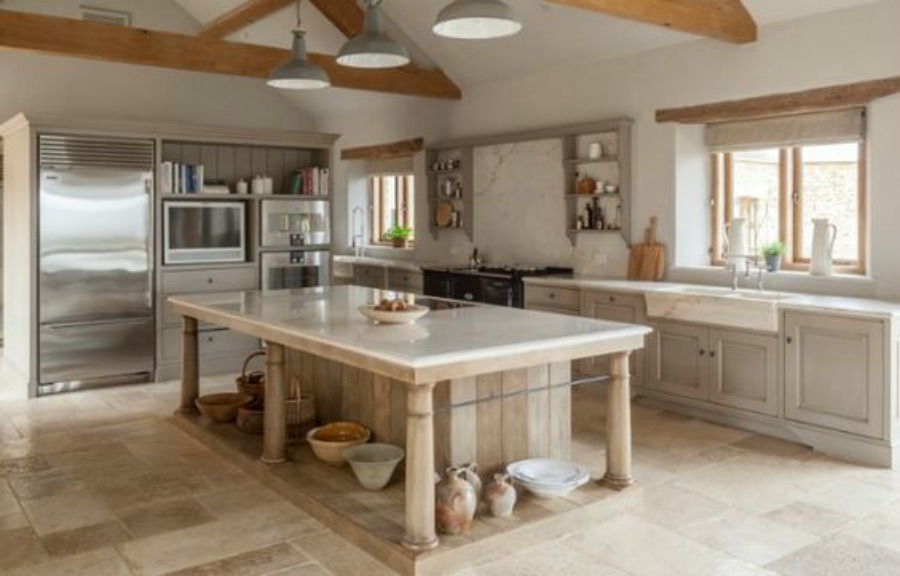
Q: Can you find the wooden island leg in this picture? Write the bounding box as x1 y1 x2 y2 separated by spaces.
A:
261 342 287 464
402 382 439 552
177 317 199 414
603 351 634 489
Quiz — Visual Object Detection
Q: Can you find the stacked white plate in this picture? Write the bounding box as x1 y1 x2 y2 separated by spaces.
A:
507 458 591 498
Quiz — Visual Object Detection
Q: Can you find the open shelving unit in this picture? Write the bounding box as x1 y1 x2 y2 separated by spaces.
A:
425 146 474 241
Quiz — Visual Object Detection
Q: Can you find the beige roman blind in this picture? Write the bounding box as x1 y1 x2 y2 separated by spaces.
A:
366 156 414 176
705 108 866 151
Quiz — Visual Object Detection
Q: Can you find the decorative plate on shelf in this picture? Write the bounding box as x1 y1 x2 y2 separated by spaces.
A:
435 202 453 227
358 305 429 325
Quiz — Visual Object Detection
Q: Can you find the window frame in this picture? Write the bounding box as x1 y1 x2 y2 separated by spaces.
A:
710 142 866 275
370 172 415 246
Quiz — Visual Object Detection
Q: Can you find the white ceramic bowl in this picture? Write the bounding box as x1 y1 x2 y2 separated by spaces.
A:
343 443 405 490
358 304 429 325
507 458 591 499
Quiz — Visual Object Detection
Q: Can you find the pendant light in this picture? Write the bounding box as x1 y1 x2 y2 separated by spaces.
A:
268 0 330 90
433 0 522 40
337 0 410 69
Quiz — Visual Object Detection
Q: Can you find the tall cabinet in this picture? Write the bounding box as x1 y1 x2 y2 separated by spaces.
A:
0 113 338 397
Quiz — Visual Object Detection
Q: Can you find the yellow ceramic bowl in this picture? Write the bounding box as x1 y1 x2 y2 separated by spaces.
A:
307 422 371 464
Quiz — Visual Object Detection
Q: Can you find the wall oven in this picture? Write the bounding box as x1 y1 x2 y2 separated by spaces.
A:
163 201 246 265
261 250 330 291
260 198 330 249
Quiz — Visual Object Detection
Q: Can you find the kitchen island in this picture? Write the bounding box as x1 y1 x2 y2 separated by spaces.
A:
168 286 650 570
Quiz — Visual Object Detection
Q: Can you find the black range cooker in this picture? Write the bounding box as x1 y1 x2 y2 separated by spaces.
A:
422 265 573 308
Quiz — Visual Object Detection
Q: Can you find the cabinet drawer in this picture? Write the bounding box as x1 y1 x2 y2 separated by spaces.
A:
162 267 257 295
387 268 423 292
354 265 386 289
160 327 260 362
525 285 579 310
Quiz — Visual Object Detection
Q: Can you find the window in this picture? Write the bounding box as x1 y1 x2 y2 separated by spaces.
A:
711 141 866 273
371 173 415 245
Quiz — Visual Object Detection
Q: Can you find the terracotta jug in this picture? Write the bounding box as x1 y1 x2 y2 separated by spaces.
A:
484 473 517 518
435 466 477 535
459 462 482 501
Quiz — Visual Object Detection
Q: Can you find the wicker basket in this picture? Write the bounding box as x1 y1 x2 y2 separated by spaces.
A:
236 351 266 403
286 376 316 444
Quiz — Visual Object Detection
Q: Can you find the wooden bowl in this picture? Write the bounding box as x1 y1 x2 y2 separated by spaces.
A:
195 393 253 423
236 405 265 434
358 304 429 325
307 422 371 464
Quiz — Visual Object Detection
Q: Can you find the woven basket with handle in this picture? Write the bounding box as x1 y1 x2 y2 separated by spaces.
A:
235 351 266 404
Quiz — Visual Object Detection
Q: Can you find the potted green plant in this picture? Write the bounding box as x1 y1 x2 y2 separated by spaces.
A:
761 241 786 272
384 225 412 249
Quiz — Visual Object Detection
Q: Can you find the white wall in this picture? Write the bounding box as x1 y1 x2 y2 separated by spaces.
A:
322 0 900 298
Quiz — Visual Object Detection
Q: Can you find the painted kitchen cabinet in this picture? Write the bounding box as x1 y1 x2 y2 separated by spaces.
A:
353 264 386 289
649 320 777 415
784 311 885 438
582 290 646 387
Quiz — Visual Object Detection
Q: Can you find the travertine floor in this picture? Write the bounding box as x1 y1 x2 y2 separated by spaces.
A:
3 376 900 576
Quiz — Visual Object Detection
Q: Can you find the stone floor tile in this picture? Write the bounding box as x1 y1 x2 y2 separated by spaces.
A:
767 534 900 576
99 471 193 513
160 542 311 576
0 525 49 572
289 532 396 576
681 508 819 565
222 501 328 543
265 563 332 576
119 497 216 539
0 453 53 477
799 479 900 518
22 486 117 536
195 484 284 518
764 502 854 537
4 547 132 576
9 467 88 500
636 482 730 530
471 540 627 576
41 520 132 557
0 509 30 531
0 478 21 516
118 520 280 576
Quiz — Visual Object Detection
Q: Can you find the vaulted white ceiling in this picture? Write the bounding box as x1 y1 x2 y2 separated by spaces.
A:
173 0 883 86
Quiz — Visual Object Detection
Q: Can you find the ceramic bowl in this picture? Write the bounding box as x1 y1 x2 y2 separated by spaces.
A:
195 393 253 423
358 305 429 325
507 458 591 499
343 443 405 490
307 422 371 465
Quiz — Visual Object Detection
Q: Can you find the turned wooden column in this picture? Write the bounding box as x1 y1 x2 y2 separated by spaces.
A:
603 351 634 489
178 316 199 413
261 342 287 464
402 382 439 552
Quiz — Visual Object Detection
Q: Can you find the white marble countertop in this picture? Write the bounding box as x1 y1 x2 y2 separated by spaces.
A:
168 286 650 384
332 255 467 273
524 276 900 319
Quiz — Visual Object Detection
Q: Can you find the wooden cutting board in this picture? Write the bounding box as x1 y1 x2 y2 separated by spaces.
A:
628 217 666 281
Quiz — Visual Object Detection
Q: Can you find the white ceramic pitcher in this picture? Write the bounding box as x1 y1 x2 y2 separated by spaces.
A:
724 218 747 266
810 218 838 277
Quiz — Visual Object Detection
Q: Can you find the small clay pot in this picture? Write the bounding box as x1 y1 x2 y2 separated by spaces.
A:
484 473 517 518
435 466 477 535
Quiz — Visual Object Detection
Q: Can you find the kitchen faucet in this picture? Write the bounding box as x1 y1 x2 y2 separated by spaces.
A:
351 206 366 258
727 255 766 292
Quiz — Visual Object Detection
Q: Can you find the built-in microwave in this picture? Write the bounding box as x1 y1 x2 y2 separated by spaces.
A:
163 200 247 265
260 250 330 291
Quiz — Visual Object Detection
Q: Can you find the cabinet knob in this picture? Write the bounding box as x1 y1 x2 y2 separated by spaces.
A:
710 351 717 358
699 350 706 356
464 293 474 301
609 296 616 303
548 293 556 299
786 336 793 344
207 278 214 284
207 336 214 343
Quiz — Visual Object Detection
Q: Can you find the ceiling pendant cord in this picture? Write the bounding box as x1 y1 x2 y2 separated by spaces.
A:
337 0 411 69
433 0 522 40
267 0 331 90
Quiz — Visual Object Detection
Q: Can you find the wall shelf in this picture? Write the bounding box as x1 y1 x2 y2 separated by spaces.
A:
425 146 474 241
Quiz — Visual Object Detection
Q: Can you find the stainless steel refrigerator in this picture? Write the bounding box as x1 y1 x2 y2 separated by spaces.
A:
38 134 155 395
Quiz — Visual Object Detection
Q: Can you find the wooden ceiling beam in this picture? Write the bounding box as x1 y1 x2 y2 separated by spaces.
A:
198 0 295 40
656 76 900 124
0 10 461 100
341 138 424 160
545 0 757 44
308 0 364 38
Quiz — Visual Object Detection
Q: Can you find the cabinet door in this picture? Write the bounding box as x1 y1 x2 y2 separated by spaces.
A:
582 291 646 387
353 265 385 289
708 329 777 416
784 312 884 438
649 321 708 400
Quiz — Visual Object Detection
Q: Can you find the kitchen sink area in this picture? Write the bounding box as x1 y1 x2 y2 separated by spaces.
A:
644 285 796 333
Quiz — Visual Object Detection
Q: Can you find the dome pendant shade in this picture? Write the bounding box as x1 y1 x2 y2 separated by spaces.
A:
433 0 522 40
268 30 331 90
337 3 410 69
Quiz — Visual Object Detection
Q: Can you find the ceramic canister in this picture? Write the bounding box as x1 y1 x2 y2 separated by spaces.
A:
484 473 517 518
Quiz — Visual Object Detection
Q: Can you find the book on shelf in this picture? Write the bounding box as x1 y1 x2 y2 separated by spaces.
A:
158 161 205 194
290 166 330 196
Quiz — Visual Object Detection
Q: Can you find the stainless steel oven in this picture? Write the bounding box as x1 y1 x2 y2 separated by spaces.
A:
260 198 330 249
260 250 330 291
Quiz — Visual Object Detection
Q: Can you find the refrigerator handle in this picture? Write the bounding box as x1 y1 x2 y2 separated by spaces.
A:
145 178 154 311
